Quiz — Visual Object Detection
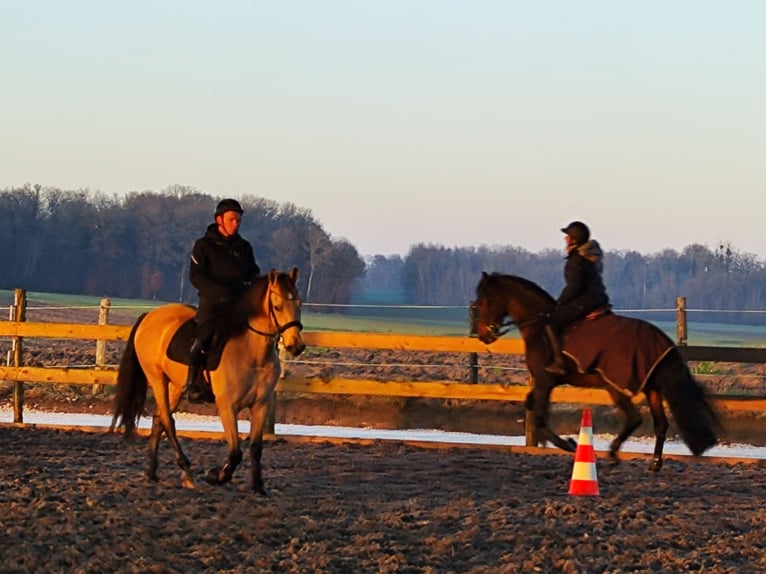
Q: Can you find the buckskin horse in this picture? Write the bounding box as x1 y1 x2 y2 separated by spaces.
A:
110 267 305 493
474 272 719 471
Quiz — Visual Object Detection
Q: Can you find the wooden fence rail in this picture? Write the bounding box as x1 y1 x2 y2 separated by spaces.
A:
2 289 766 443
2 326 766 420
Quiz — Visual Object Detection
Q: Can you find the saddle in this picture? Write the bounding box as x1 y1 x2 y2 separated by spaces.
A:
166 318 226 372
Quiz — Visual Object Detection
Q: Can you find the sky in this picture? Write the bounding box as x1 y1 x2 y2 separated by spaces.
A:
2 1 765 259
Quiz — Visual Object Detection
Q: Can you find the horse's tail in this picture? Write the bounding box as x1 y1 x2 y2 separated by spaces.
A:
110 313 149 437
663 349 721 455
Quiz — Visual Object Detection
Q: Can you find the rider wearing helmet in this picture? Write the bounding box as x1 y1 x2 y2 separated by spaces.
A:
544 221 611 376
185 198 261 402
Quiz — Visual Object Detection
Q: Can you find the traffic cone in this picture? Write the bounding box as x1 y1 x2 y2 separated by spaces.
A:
568 408 599 496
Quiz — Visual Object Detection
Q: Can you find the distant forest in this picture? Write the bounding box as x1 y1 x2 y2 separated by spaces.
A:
0 185 365 306
3 185 766 325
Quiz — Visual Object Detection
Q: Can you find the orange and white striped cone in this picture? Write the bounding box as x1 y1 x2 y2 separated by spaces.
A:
568 408 599 496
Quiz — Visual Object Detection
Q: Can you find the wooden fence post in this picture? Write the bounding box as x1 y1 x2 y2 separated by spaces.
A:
11 289 27 423
93 297 111 395
525 373 537 447
468 301 479 384
676 296 687 346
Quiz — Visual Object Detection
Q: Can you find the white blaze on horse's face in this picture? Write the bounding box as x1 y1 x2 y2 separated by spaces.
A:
269 267 306 357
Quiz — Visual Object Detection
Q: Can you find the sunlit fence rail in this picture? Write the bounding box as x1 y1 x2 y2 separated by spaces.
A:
1 289 766 445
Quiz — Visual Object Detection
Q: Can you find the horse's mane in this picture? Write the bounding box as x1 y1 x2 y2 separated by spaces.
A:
486 272 556 307
223 272 298 336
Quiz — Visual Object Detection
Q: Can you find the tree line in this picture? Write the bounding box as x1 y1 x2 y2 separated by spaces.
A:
4 185 765 325
0 185 365 305
363 242 766 325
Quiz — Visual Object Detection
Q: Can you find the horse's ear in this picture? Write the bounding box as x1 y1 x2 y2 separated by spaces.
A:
481 271 488 279
268 268 278 283
290 266 299 283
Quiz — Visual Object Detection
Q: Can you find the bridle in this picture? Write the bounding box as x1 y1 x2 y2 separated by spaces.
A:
247 287 303 338
484 311 547 340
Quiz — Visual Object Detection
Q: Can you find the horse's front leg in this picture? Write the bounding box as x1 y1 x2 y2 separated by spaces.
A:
247 394 273 496
528 374 577 452
205 406 242 486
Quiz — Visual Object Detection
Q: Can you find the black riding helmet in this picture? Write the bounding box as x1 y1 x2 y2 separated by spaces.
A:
560 221 590 245
215 198 244 217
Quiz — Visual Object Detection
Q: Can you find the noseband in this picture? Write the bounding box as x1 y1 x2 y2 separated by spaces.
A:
247 288 303 338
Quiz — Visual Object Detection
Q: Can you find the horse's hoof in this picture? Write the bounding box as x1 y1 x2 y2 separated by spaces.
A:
608 452 621 466
145 468 159 482
205 467 222 485
648 458 663 472
565 437 577 452
254 486 269 497
181 476 196 489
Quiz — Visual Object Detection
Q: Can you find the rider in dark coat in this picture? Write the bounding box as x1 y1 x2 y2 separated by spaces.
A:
186 198 260 402
544 221 611 375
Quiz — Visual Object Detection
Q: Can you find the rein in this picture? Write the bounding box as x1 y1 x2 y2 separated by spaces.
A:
247 288 303 338
488 312 547 339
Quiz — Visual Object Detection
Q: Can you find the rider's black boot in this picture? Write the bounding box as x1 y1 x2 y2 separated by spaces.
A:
543 324 567 376
185 340 212 403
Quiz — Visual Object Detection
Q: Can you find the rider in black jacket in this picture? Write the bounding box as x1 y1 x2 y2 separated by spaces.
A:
185 198 260 402
544 221 611 375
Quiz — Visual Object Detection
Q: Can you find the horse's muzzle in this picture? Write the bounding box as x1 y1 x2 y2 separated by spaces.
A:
284 341 306 357
478 332 498 345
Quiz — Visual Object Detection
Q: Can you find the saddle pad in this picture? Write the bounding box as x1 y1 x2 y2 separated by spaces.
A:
166 318 224 371
562 313 675 395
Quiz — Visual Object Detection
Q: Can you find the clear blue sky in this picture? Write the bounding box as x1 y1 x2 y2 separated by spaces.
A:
2 1 765 259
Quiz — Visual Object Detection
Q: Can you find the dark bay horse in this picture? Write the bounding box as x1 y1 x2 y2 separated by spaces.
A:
474 272 719 471
111 268 305 494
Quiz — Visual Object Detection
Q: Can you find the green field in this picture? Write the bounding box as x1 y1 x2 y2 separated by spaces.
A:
2 289 765 345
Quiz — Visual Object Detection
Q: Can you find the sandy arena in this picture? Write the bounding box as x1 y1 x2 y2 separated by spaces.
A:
1 424 764 573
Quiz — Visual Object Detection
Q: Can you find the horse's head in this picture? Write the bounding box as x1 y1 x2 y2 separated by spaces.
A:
473 271 555 344
269 267 306 357
473 272 510 344
246 267 306 357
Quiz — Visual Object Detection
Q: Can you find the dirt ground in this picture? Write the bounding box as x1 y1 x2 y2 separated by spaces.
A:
2 310 766 572
1 425 764 573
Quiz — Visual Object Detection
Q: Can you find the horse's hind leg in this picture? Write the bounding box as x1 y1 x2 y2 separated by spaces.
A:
645 389 668 472
146 415 164 481
607 391 642 465
145 414 192 484
151 380 194 488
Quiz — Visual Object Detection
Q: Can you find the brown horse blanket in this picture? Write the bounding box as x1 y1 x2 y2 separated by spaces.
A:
561 312 675 395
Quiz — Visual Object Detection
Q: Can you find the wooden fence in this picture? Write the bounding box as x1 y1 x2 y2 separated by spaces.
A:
1 289 766 445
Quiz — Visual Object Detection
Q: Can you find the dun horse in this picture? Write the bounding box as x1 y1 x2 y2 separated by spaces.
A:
474 272 719 471
111 268 305 493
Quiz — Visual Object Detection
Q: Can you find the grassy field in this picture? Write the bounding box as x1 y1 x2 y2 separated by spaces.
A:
2 289 764 345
